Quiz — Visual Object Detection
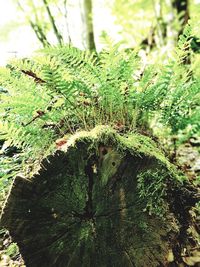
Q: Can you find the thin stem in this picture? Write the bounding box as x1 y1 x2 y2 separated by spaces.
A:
42 0 63 45
17 0 50 47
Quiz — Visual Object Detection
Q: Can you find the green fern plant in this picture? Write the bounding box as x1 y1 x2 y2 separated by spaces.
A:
0 24 199 187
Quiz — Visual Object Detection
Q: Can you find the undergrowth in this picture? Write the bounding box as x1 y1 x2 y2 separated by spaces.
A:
0 22 199 193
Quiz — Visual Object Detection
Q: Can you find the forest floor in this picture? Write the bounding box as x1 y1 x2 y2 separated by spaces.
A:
0 138 199 267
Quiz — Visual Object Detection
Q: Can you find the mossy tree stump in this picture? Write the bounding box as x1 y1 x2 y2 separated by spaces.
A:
1 126 199 267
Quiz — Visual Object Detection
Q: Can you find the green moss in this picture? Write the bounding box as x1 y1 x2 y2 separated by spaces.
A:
64 125 179 178
137 168 169 216
2 125 183 266
59 125 181 216
5 242 19 257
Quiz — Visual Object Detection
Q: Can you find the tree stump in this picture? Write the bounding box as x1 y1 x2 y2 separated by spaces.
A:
1 126 199 267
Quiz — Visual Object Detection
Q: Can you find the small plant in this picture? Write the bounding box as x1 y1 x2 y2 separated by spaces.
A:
137 168 169 216
5 243 19 258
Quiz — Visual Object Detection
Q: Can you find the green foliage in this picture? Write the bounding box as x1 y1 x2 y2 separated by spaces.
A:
112 0 155 45
0 24 199 187
137 168 169 216
5 243 19 257
136 22 200 137
0 153 21 193
0 44 139 149
112 0 200 51
160 23 200 135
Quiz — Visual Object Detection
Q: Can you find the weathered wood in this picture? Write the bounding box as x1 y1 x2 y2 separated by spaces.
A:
1 126 199 267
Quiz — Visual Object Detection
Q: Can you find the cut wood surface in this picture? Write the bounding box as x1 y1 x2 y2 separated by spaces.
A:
1 126 199 267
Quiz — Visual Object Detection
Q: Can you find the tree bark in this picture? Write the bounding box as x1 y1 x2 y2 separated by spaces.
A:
1 127 199 267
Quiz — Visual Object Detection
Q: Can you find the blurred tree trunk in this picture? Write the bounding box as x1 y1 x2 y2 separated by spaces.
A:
141 0 190 53
83 0 96 50
164 0 190 57
173 0 191 65
165 0 177 51
153 0 166 48
63 0 71 44
173 0 189 35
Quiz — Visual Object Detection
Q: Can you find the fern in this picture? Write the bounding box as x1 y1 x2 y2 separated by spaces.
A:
0 25 199 188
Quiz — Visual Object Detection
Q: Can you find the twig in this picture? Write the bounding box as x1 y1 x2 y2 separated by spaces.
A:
23 111 45 127
21 70 45 84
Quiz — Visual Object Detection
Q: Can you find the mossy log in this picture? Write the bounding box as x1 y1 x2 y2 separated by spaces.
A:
1 126 199 267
